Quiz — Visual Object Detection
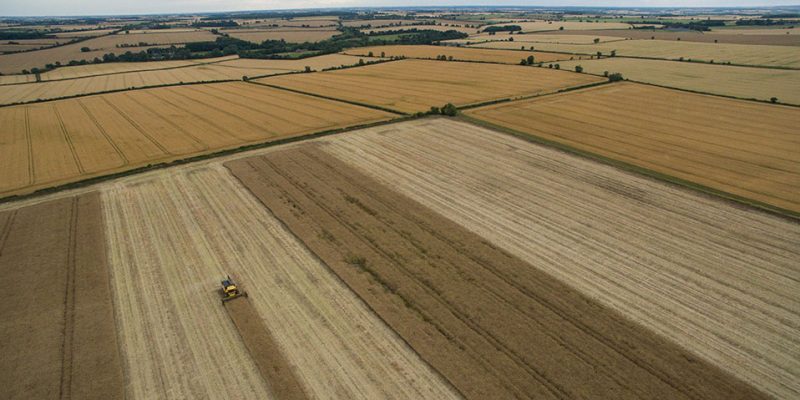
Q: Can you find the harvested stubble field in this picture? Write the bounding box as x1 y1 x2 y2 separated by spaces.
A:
261 59 604 113
345 45 570 64
544 28 800 46
471 39 800 68
557 57 800 104
466 82 800 214
0 192 123 400
0 81 393 198
0 30 216 74
463 33 626 44
0 54 373 105
102 163 460 399
315 118 800 399
360 25 479 34
227 143 772 400
494 20 633 32
223 29 340 43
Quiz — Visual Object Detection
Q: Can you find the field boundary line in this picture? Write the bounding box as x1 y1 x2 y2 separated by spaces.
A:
0 210 16 255
459 114 800 222
0 115 410 205
0 79 240 108
246 80 408 115
459 79 612 111
622 78 800 108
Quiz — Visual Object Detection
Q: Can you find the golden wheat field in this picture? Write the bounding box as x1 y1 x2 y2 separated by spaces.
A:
471 39 800 68
0 54 372 105
345 44 570 64
261 59 604 113
558 57 800 104
467 82 800 213
0 81 394 198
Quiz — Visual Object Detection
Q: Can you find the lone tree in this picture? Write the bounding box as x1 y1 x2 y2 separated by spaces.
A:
380 51 385 57
520 58 527 65
80 46 91 52
575 65 584 73
441 103 458 116
593 38 600 44
608 72 624 82
368 51 374 57
527 55 535 65
771 97 778 103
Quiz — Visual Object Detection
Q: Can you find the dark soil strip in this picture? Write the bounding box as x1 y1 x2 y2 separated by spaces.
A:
224 297 309 400
0 193 124 400
226 145 769 400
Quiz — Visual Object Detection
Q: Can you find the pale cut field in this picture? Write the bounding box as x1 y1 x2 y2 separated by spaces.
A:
224 29 339 43
101 163 461 399
0 81 394 198
361 25 479 34
37 57 232 80
545 29 800 46
558 57 800 104
493 20 633 32
52 28 117 38
341 19 423 27
467 82 800 213
0 54 372 105
470 39 800 68
261 59 604 113
0 30 216 74
322 118 800 399
712 27 799 35
239 17 339 28
345 45 570 64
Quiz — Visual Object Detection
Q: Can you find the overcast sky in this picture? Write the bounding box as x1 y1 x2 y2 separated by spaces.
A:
1 0 796 17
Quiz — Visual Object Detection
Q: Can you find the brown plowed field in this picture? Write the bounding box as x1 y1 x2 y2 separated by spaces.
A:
544 28 800 46
0 192 123 400
226 144 768 400
320 118 800 399
102 164 459 399
345 44 570 64
0 81 394 198
261 59 604 113
466 82 800 214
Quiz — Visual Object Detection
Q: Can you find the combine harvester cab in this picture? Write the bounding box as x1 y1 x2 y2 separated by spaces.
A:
220 275 248 303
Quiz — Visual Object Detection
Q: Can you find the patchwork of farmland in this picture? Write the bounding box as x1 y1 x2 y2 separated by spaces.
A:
490 20 634 32
466 82 800 214
541 28 800 46
0 81 394 198
346 45 570 64
557 57 800 104
261 59 604 113
315 118 800 399
223 28 340 43
0 54 372 105
101 163 460 399
471 39 800 68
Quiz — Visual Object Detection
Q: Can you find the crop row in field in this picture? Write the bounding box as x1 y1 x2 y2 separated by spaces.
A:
538 28 800 46
466 82 800 213
556 57 800 104
0 54 374 104
318 118 800 399
0 81 394 198
261 59 604 113
346 45 570 64
102 163 459 399
0 193 123 400
470 39 800 68
227 142 769 400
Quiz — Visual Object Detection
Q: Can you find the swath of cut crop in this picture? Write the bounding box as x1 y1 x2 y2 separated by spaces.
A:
224 297 309 400
0 192 123 400
226 145 768 400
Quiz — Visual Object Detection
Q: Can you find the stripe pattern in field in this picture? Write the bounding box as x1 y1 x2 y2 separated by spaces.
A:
466 82 800 213
260 59 604 113
346 45 571 64
101 164 460 400
0 193 124 400
226 144 769 400
320 118 800 399
0 81 394 198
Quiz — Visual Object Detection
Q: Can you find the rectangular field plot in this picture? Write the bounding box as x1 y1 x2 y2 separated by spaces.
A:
228 143 772 400
0 193 123 400
345 45 571 64
557 57 800 105
0 82 394 198
101 164 459 400
317 118 800 399
259 59 604 113
466 82 800 214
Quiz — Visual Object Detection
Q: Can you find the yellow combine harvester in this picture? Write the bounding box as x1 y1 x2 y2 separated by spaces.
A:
220 275 247 303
